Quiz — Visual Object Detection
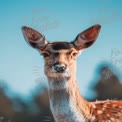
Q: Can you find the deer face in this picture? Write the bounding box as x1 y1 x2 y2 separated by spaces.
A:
40 42 79 79
22 25 101 79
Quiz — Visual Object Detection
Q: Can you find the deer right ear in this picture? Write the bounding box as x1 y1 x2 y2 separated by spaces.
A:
22 26 48 49
73 24 101 50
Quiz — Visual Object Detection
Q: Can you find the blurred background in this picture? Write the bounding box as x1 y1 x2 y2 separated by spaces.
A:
0 0 122 121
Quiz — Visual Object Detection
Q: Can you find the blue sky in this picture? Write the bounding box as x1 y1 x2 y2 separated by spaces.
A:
0 0 122 98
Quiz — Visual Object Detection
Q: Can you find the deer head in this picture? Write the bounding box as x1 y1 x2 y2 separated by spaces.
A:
22 25 101 80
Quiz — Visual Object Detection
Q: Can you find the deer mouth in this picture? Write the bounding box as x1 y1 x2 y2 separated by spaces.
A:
53 71 70 78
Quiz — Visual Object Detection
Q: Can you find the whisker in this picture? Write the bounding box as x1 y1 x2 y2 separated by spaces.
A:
43 119 51 121
44 116 52 119
33 72 41 75
40 112 53 122
33 69 40 72
32 66 40 68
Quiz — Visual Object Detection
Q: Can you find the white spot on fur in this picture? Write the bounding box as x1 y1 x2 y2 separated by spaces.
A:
91 116 96 121
107 114 110 117
91 103 96 109
110 117 114 121
97 110 103 114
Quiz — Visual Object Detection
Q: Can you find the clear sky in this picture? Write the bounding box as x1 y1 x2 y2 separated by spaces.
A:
0 0 122 98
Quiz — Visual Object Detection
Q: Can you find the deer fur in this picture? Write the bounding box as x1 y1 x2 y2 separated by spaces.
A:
22 24 122 122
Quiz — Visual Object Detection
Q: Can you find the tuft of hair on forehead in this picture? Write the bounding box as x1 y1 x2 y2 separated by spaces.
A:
51 42 72 50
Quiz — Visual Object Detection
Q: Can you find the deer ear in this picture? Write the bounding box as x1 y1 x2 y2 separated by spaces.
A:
73 24 101 50
22 26 48 49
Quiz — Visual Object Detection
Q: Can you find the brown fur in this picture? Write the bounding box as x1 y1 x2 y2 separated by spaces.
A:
22 25 122 122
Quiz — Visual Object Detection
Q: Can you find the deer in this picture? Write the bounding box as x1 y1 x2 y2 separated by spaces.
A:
22 24 122 122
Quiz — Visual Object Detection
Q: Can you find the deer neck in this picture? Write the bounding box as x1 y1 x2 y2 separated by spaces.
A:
47 76 92 122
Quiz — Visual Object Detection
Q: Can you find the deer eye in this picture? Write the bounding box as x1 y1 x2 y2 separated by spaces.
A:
72 52 78 57
41 51 50 58
72 52 78 56
69 51 78 57
67 51 78 57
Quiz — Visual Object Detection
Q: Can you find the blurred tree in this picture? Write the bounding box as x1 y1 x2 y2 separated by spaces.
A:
90 63 122 101
0 80 54 122
0 80 15 119
0 63 122 122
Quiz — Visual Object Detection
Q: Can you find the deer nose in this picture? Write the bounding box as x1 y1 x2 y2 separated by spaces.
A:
54 63 67 73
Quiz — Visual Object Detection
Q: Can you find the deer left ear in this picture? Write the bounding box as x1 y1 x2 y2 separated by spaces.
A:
22 26 48 50
73 24 101 50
